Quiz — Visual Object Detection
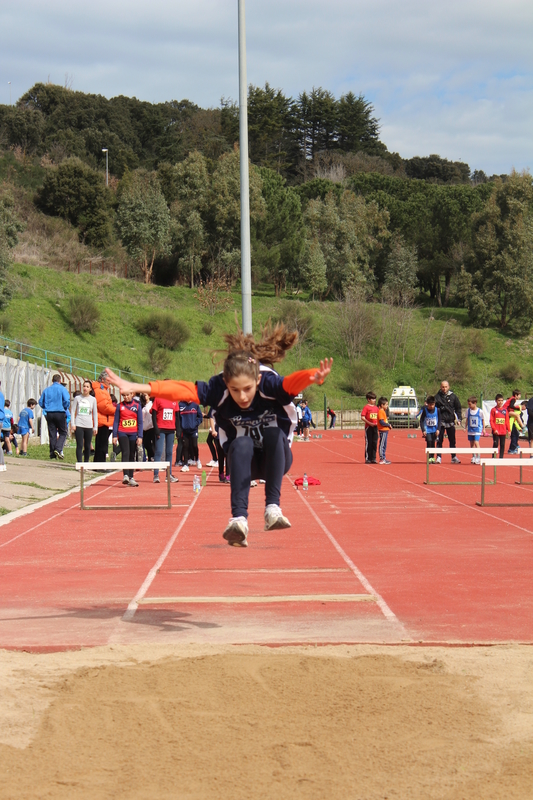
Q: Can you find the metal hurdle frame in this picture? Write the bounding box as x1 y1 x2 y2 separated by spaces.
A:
478 457 533 507
425 448 498 486
516 449 533 485
76 461 172 510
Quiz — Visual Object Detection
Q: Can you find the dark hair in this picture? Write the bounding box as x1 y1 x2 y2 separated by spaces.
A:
512 389 521 397
377 396 388 406
426 395 435 404
27 398 37 406
4 399 10 407
222 322 298 383
83 379 92 386
52 374 61 383
468 396 477 404
366 392 376 401
495 393 503 401
73 390 81 397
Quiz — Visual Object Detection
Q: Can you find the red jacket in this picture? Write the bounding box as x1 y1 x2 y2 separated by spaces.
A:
490 406 510 436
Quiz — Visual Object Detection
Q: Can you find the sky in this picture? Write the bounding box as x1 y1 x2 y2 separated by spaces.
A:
1 0 532 176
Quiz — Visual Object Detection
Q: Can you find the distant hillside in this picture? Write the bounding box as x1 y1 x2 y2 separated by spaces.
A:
2 262 532 408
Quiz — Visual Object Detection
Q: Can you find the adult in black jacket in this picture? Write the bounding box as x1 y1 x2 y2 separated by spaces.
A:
435 380 462 463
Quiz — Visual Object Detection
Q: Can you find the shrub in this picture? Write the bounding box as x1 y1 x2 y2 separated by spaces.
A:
349 360 376 396
136 311 189 350
274 300 314 343
147 341 171 375
202 321 214 336
500 360 522 383
0 313 10 335
469 329 487 356
68 295 100 334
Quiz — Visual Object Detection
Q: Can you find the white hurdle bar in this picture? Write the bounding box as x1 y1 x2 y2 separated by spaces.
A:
478 455 533 507
425 448 498 486
75 461 172 510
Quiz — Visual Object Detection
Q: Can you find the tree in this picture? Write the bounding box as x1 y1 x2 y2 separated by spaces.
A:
255 167 305 294
36 157 113 246
0 192 23 310
116 171 171 283
382 236 418 305
460 173 533 332
302 239 327 299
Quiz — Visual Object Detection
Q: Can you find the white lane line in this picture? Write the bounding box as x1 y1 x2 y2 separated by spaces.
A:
315 441 533 536
165 568 350 574
122 492 201 622
0 479 119 549
289 477 411 638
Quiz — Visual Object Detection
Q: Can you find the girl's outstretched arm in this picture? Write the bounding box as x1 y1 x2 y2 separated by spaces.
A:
105 369 150 396
309 358 333 385
282 358 333 395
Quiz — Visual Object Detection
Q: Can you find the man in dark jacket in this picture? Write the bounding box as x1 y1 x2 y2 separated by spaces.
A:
435 380 462 463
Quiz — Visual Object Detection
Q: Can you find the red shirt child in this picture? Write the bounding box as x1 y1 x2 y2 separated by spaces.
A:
361 401 379 428
490 400 511 436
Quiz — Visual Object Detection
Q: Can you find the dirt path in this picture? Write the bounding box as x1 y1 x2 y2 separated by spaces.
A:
0 644 531 799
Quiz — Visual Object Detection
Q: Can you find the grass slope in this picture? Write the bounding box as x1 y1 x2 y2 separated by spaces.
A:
3 262 533 408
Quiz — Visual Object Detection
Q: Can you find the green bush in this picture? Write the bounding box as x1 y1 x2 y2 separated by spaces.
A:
500 360 522 384
136 311 189 350
0 313 11 335
469 329 487 356
147 341 171 375
202 321 214 336
349 360 376 396
68 294 100 334
275 300 314 343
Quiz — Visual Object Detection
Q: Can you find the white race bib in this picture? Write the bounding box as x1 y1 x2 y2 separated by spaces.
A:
232 412 278 448
162 408 174 421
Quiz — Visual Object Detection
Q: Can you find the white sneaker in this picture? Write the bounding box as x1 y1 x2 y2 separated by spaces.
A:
197 460 202 469
181 465 190 472
471 456 476 464
222 516 248 547
436 456 441 464
250 480 258 487
188 460 194 466
129 478 139 487
167 474 179 483
206 460 218 468
264 504 291 531
122 476 130 485
153 476 160 483
259 479 266 484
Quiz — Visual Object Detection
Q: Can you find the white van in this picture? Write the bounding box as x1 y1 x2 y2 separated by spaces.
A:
388 386 419 428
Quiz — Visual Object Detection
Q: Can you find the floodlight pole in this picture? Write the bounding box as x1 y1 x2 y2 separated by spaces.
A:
238 0 252 334
102 148 108 186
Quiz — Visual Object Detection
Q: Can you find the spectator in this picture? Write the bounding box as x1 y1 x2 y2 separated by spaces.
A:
140 392 155 461
71 380 98 463
435 380 462 464
17 398 37 457
152 395 179 483
504 390 522 455
39 375 70 460
327 406 336 429
92 371 116 463
301 400 312 441
2 399 16 455
179 399 203 470
0 381 4 469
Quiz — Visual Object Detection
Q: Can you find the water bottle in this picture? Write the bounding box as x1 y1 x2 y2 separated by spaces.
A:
137 443 143 463
201 469 207 487
303 472 308 491
193 475 200 494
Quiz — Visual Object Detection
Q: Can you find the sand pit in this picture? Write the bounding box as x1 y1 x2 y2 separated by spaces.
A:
0 644 532 799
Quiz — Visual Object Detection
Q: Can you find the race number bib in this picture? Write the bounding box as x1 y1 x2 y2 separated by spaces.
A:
162 408 174 421
232 412 278 448
120 419 137 428
78 401 91 416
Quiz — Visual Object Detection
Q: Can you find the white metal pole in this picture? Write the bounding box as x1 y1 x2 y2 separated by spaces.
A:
238 0 252 334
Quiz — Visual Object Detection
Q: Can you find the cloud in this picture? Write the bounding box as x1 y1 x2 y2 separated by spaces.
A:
1 0 531 173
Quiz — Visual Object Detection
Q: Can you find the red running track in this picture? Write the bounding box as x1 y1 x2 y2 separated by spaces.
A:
0 430 532 651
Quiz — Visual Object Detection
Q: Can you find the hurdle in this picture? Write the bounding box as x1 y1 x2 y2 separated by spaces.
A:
76 462 172 510
516 449 533 485
425 448 498 485
478 457 533 506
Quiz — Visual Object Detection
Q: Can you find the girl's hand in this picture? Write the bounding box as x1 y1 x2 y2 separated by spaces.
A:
136 437 142 446
93 429 98 436
105 369 150 396
71 425 76 433
112 437 118 446
310 358 333 385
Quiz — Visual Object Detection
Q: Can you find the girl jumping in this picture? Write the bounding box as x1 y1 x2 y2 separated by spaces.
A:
105 324 332 547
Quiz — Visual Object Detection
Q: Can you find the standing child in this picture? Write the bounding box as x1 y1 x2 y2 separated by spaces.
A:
361 392 379 464
112 391 143 486
419 396 441 462
105 324 332 547
327 406 336 429
490 394 510 459
465 395 484 464
2 400 15 455
179 400 203 470
151 395 179 483
301 400 312 441
377 397 391 464
17 399 37 456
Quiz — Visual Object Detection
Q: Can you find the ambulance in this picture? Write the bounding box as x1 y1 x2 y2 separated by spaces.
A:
388 386 419 428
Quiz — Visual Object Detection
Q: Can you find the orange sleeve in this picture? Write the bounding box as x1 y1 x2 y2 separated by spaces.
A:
149 380 200 403
282 369 318 396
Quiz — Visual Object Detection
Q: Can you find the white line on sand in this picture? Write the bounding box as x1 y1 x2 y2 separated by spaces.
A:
137 594 376 604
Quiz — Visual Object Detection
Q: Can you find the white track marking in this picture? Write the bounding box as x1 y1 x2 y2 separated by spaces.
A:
122 492 201 621
315 441 533 536
165 568 350 574
289 477 411 638
0 479 119 549
137 594 376 604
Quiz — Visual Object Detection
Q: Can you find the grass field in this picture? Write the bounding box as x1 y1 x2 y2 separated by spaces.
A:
2 261 533 409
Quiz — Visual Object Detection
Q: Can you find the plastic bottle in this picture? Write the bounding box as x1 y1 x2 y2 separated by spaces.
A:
193 475 200 494
201 469 207 487
137 443 143 463
303 472 308 491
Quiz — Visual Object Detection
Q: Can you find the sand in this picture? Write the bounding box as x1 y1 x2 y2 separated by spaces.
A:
0 644 532 799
